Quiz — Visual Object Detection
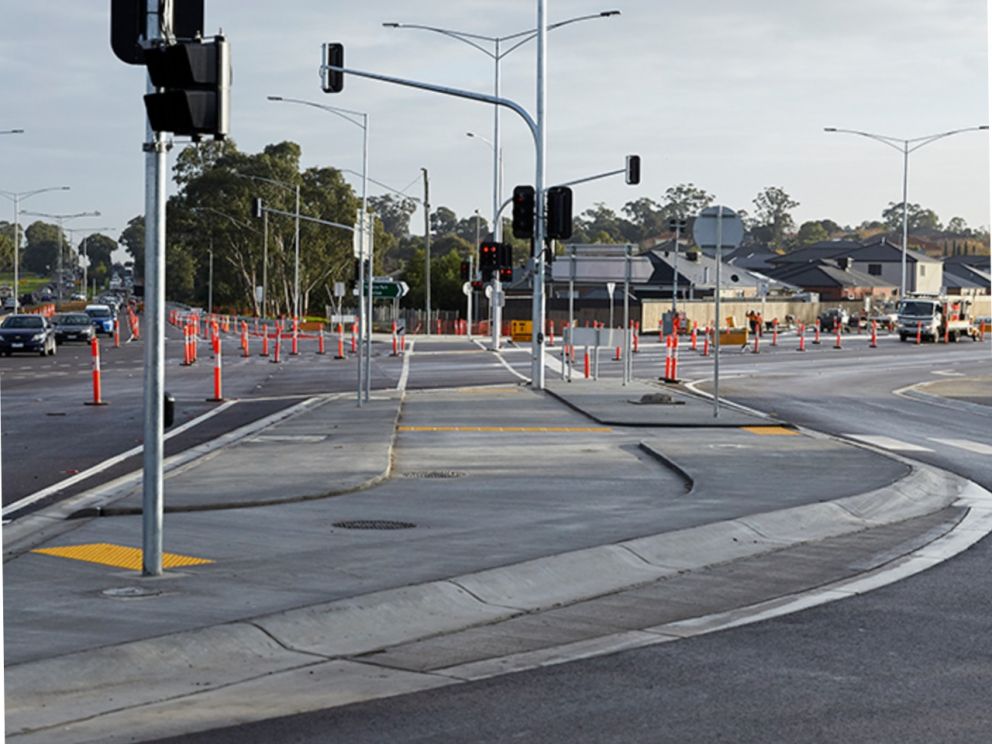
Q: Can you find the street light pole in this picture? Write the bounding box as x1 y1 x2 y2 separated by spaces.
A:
268 95 372 404
423 167 431 335
824 125 988 298
0 186 70 312
21 209 100 310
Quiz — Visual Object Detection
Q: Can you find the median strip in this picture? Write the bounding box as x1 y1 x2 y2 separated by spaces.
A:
398 426 612 433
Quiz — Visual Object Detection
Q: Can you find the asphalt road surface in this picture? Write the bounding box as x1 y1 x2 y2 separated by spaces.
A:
149 333 992 744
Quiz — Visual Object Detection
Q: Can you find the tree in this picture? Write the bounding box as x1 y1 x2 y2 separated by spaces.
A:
882 202 941 233
119 216 145 275
454 214 490 244
796 221 829 247
429 206 458 237
22 221 63 275
661 183 714 221
945 216 970 235
622 197 664 240
0 222 15 271
80 234 116 280
752 186 799 249
368 194 418 239
399 235 473 313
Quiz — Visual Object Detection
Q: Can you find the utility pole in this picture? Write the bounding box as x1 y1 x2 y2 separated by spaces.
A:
423 167 431 334
207 238 214 315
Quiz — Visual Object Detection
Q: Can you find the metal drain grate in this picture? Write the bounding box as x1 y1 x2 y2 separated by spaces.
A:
333 520 416 530
400 470 466 479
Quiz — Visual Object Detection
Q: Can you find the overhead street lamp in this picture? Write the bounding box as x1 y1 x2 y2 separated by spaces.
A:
268 95 372 405
21 209 100 309
824 125 988 298
65 226 114 299
0 129 24 135
384 10 619 244
0 185 70 312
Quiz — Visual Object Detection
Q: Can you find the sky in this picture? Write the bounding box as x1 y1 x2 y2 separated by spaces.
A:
0 0 989 263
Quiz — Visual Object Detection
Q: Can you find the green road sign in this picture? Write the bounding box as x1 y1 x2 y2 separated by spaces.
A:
367 279 408 299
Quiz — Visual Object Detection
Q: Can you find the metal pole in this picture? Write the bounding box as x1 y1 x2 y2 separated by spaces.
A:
12 194 19 312
531 0 547 389
671 222 680 313
262 209 268 317
142 0 166 576
294 184 301 320
363 115 372 403
713 207 723 419
492 40 502 243
56 215 64 310
467 253 474 339
423 167 431 335
623 244 630 385
901 142 909 298
207 240 213 315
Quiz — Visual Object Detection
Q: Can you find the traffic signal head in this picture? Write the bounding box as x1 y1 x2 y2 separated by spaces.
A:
479 241 498 269
460 260 471 281
251 197 264 219
322 43 344 93
546 186 573 240
512 185 535 239
496 242 512 268
143 36 230 140
625 155 641 185
499 267 513 281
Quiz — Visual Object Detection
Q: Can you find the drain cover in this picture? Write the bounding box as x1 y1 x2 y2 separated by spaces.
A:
101 586 164 599
401 470 466 479
333 520 415 530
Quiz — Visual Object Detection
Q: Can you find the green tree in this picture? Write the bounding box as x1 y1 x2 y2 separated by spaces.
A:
429 206 458 237
945 216 969 235
400 235 473 312
622 197 664 240
454 213 490 244
752 186 799 249
661 183 714 221
80 233 116 279
882 202 942 233
119 215 145 275
22 221 63 275
796 221 829 247
368 194 418 239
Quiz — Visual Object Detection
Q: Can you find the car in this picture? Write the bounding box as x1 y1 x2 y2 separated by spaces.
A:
0 314 57 356
51 312 96 344
817 307 849 331
84 304 116 335
69 293 87 302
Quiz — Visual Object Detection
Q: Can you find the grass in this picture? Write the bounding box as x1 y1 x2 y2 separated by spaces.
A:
0 273 50 295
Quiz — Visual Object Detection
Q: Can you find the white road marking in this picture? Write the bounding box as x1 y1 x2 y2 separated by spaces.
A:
396 339 415 392
929 438 992 456
932 370 965 377
843 434 933 452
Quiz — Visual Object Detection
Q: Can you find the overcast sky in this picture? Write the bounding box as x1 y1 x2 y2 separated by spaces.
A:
0 0 988 260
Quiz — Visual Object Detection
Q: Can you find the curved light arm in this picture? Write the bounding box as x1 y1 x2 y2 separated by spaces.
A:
825 125 988 154
381 23 495 57
906 125 988 153
500 11 621 57
233 172 295 193
0 185 70 203
824 127 905 152
22 209 100 221
190 205 259 232
0 129 25 135
268 95 367 132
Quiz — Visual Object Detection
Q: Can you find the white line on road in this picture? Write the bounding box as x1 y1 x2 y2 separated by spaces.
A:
396 339 415 392
2 399 236 517
843 434 934 452
929 438 992 456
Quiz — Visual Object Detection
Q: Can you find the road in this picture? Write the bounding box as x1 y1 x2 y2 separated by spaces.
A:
147 331 992 744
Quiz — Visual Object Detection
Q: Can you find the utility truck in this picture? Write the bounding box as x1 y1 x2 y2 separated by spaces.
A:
897 294 978 342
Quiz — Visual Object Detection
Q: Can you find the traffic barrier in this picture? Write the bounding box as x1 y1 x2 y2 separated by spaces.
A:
241 322 250 357
583 347 590 379
391 321 399 356
797 323 806 352
690 322 697 351
261 326 270 357
182 325 194 366
209 336 223 401
834 323 842 349
436 318 442 335
916 321 922 345
753 329 761 354
336 323 346 359
870 320 878 349
813 319 821 345
702 327 710 357
291 317 300 355
272 327 282 363
943 321 950 344
632 320 640 353
548 320 555 347
351 322 358 354
662 335 675 382
85 337 106 406
113 318 120 349
317 327 326 355
980 321 987 342
614 342 622 362
771 319 778 347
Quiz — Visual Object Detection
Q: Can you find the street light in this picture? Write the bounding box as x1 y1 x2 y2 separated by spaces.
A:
824 125 988 298
20 209 100 309
0 185 70 311
465 132 503 237
65 226 114 299
384 11 620 243
0 129 24 135
268 95 372 405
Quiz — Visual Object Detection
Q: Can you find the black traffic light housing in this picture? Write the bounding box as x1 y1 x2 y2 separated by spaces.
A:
479 241 498 269
496 243 512 268
625 155 641 185
460 260 471 281
499 267 513 281
512 185 535 239
546 186 573 240
322 43 344 93
143 35 230 140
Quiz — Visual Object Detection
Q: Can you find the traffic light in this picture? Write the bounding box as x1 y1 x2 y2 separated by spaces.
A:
512 185 535 239
496 242 512 268
143 36 230 140
460 260 471 281
625 155 641 185
322 43 344 93
480 267 494 282
251 197 264 219
479 241 498 269
546 186 573 240
499 267 513 281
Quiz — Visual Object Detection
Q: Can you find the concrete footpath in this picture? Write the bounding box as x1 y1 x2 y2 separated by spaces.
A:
3 375 987 743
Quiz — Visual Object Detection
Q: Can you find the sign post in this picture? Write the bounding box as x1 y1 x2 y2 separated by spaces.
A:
692 206 744 418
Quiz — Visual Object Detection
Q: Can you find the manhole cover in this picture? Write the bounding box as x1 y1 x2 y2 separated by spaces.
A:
400 470 466 479
101 586 164 599
333 520 416 530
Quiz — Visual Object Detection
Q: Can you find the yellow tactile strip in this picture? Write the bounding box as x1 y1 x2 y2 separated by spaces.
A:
31 543 214 571
741 426 799 436
398 426 612 433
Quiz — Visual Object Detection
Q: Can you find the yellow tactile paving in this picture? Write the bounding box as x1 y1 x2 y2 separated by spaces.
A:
398 426 612 433
741 426 799 436
31 543 214 570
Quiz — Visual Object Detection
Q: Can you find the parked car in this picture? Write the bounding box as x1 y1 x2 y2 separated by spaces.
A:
51 312 96 344
84 304 116 335
817 307 849 331
0 314 57 356
69 293 87 302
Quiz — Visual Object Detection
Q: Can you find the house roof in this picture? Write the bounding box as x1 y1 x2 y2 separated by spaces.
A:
765 261 893 289
769 241 857 264
849 236 940 264
943 263 991 288
942 253 992 269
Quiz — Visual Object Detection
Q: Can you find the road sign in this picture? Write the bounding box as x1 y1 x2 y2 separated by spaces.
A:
352 211 373 259
369 279 408 299
606 281 616 299
692 206 744 248
254 285 263 304
462 281 472 297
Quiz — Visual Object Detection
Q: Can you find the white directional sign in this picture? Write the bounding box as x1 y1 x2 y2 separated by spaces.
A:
692 205 745 248
352 211 374 259
462 281 472 297
606 281 616 299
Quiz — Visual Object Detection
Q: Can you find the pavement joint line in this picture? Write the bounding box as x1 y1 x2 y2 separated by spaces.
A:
397 425 612 433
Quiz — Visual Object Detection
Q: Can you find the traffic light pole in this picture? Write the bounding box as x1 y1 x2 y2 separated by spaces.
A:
142 0 167 577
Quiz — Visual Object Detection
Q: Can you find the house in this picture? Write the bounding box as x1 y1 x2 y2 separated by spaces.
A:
941 257 991 296
765 260 896 302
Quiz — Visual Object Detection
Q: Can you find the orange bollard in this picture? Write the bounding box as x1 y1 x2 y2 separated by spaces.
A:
548 320 555 348
813 319 821 345
317 326 326 355
291 317 300 355
336 323 346 359
351 322 358 353
798 323 806 352
84 336 106 406
113 318 120 349
241 323 250 357
916 321 923 345
272 327 282 363
583 347 590 379
834 323 842 349
702 327 710 357
209 337 223 401
690 321 698 351
614 343 622 361
771 319 778 347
